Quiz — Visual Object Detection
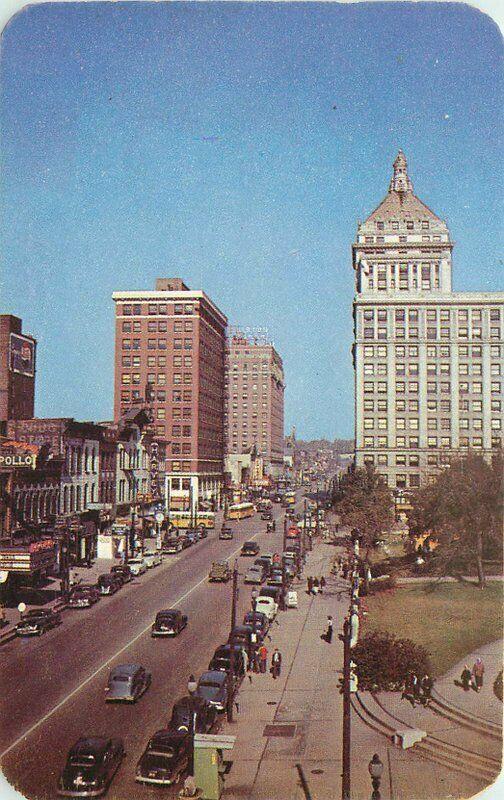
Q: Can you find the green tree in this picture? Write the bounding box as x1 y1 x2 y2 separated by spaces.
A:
333 463 394 554
408 452 503 588
352 630 431 691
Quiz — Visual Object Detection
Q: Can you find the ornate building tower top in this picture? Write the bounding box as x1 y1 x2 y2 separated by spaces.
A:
389 150 414 195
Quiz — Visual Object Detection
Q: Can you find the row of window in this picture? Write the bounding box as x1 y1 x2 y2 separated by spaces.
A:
122 337 193 351
364 361 501 377
362 435 501 449
119 303 194 316
364 417 502 431
121 372 194 386
362 344 501 358
363 308 501 322
376 220 431 231
363 325 501 341
363 380 502 395
122 320 194 333
363 398 502 413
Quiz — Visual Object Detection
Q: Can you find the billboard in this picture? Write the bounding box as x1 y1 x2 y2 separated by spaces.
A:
9 333 35 377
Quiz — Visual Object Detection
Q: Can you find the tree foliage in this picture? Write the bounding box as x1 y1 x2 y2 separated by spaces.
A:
352 630 431 692
408 452 503 586
332 463 394 550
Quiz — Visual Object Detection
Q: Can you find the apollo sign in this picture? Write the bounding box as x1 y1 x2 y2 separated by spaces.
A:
0 453 37 471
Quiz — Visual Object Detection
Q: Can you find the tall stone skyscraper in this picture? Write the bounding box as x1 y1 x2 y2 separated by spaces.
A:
353 152 503 496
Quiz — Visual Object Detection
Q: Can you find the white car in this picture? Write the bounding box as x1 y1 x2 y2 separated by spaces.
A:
255 596 278 621
143 551 162 568
128 557 147 576
286 591 298 608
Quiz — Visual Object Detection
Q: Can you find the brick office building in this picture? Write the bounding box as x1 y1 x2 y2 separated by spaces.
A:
353 151 503 492
0 315 36 429
112 278 227 511
224 333 285 478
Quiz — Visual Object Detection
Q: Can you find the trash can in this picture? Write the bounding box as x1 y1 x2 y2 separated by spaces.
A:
193 734 235 800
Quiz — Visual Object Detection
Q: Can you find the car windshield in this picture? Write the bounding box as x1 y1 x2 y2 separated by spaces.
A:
200 681 221 689
112 675 129 682
69 755 96 767
158 613 176 621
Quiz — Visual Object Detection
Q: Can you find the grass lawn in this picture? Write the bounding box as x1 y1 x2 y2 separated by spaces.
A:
361 581 503 677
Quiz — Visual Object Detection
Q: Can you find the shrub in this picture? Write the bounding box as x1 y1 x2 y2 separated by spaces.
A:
352 629 431 692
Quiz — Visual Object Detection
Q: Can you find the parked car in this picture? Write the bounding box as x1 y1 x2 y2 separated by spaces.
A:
254 557 272 577
267 571 284 588
243 611 269 639
162 536 183 554
208 643 247 675
135 730 190 786
168 696 216 734
240 541 260 557
151 609 188 637
208 560 231 583
68 585 100 609
97 574 122 596
259 586 283 605
286 590 298 608
57 736 125 797
255 596 278 621
105 664 151 703
16 608 61 636
196 670 228 712
143 551 162 568
110 564 132 584
219 526 233 540
128 557 147 576
228 624 257 656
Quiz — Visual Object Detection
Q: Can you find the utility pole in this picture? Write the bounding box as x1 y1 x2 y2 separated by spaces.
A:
227 558 239 722
340 616 351 800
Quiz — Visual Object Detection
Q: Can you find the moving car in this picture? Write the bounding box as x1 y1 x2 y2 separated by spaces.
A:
97 574 122 596
168 696 216 734
254 557 272 577
128 557 147 576
196 670 228 712
151 609 188 637
240 541 260 557
68 585 100 609
110 564 132 584
255 596 278 621
208 560 231 583
143 551 162 568
219 526 233 540
135 730 190 786
16 608 61 636
105 664 152 703
57 736 125 797
208 643 247 675
244 565 264 585
260 510 273 521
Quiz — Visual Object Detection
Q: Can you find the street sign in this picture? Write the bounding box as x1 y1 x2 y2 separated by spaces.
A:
155 512 165 524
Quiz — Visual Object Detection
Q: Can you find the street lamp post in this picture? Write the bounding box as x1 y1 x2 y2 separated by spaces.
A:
368 754 384 800
187 674 198 776
339 617 352 800
227 559 239 723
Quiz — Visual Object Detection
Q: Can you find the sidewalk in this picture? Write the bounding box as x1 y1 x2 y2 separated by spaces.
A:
219 540 500 800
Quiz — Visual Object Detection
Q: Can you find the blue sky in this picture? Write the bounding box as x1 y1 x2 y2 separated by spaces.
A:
1 1 502 439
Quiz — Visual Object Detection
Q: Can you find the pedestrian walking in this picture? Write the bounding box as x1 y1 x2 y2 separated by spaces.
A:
459 664 472 691
271 648 282 679
420 674 434 706
401 672 418 707
472 658 485 692
321 615 333 643
312 577 319 596
307 576 313 595
258 644 268 674
320 576 326 593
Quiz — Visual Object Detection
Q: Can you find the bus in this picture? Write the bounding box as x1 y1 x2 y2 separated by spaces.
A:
168 511 216 529
227 502 255 521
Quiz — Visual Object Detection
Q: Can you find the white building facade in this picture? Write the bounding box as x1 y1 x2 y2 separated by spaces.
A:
353 151 503 490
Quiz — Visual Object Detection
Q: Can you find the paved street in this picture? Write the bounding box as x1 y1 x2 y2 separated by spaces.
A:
0 502 297 800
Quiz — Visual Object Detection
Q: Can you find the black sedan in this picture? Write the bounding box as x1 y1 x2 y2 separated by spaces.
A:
196 671 228 713
243 611 269 639
168 696 216 734
151 609 188 637
16 608 62 637
57 736 125 797
135 730 190 786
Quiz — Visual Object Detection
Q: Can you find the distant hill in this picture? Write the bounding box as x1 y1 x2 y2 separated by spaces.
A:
295 438 354 453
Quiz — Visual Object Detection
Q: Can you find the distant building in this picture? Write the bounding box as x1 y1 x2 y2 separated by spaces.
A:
0 315 36 428
112 278 227 511
224 332 285 478
353 151 503 490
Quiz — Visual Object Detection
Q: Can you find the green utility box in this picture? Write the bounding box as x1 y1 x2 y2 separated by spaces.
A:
193 734 235 800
